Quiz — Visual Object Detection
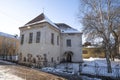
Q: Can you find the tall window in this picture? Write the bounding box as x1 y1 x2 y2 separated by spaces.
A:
51 57 54 62
21 34 24 45
57 36 59 45
29 33 33 43
36 31 41 43
51 33 54 44
66 39 71 47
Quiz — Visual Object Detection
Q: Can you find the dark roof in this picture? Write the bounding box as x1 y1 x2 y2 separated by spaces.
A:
55 23 72 29
21 13 81 33
55 23 81 33
55 23 77 30
0 32 17 39
26 13 45 25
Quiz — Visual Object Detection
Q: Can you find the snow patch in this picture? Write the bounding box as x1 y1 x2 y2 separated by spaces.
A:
24 14 81 33
41 67 75 75
61 28 80 33
0 66 23 80
81 76 101 80
25 14 59 29
0 60 16 65
0 32 16 38
82 58 120 78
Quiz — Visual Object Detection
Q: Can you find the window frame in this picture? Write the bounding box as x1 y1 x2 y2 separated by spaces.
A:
21 34 24 45
66 39 71 47
29 32 33 43
57 36 59 45
51 57 54 62
36 31 41 43
51 33 54 45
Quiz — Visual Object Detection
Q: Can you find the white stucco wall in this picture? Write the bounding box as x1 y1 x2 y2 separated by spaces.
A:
19 22 83 64
60 33 83 62
19 23 61 63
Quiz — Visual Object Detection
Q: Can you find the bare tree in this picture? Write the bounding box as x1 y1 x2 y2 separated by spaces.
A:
2 37 8 60
79 0 120 73
0 37 18 61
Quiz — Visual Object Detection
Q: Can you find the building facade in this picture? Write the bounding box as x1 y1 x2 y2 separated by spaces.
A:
0 32 19 61
82 46 105 58
19 13 82 66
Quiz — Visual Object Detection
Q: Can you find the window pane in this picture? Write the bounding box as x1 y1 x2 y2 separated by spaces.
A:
36 32 41 43
51 57 53 62
66 39 71 47
51 33 54 44
57 36 59 45
29 33 33 43
21 34 24 45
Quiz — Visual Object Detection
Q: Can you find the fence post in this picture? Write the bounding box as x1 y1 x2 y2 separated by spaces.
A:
115 64 119 79
95 62 99 77
79 63 82 75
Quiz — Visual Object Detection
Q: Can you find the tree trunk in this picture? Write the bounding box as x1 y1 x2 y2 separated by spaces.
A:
110 52 115 61
111 38 119 61
115 38 119 55
112 56 115 61
106 50 112 73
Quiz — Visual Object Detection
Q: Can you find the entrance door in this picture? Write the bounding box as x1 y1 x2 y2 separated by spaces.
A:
66 54 72 62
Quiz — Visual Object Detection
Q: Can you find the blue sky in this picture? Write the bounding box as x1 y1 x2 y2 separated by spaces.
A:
0 0 82 35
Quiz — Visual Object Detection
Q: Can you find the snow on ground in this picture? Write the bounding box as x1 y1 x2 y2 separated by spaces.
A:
41 67 101 80
83 57 120 68
0 32 16 38
41 58 120 79
1 58 119 80
41 63 80 75
41 62 102 80
81 76 101 80
82 57 120 78
41 67 75 75
0 66 23 80
0 60 16 65
0 60 66 80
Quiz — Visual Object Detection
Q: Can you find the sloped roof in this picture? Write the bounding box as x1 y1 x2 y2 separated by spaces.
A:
55 23 81 33
0 32 16 39
26 13 45 25
22 13 81 33
24 13 59 29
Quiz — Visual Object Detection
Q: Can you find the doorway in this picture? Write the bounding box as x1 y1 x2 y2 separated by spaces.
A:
64 51 73 62
66 53 72 62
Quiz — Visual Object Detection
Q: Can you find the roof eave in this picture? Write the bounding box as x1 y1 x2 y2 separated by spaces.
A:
61 32 82 34
19 21 60 31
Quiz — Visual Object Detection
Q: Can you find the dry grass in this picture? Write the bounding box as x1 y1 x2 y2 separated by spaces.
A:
1 65 66 80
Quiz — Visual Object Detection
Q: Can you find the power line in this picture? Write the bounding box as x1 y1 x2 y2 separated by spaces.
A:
0 9 25 24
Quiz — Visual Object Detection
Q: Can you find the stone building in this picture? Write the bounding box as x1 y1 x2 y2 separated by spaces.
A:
19 13 82 66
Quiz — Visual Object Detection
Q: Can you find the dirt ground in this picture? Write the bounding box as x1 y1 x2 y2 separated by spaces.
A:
0 65 66 80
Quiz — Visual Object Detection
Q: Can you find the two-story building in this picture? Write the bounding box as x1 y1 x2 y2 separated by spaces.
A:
19 13 82 66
